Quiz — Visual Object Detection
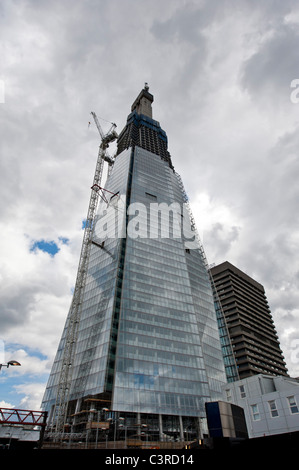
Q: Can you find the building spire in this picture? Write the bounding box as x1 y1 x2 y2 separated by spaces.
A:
116 85 173 168
131 83 154 118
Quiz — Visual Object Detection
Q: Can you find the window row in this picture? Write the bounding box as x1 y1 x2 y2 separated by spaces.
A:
115 358 208 382
120 308 198 334
117 344 205 369
119 319 201 344
123 277 192 297
117 330 202 357
251 396 299 420
114 371 209 394
112 387 208 413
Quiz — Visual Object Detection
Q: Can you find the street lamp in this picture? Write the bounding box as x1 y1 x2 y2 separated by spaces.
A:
118 421 128 449
0 360 21 371
114 415 124 448
94 408 110 449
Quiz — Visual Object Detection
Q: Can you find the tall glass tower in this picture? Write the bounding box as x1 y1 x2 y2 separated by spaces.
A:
42 86 227 442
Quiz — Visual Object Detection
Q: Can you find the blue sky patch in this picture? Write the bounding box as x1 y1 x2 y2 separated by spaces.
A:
30 240 59 256
58 236 69 245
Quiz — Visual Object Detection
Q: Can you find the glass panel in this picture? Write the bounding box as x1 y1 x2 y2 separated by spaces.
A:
268 400 279 417
112 147 226 417
287 396 299 414
251 404 260 421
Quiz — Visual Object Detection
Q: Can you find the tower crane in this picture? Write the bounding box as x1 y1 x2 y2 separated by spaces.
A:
51 113 118 436
90 112 117 164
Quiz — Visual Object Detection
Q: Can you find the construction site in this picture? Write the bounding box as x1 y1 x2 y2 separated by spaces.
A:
0 405 201 450
38 86 234 448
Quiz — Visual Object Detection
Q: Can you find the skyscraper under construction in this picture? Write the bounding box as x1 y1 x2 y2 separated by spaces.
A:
42 85 229 443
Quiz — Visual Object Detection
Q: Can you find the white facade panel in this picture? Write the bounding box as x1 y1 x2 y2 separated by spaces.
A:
222 374 299 438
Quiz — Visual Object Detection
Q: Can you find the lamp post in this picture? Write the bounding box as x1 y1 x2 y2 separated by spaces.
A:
114 415 124 448
95 410 100 449
118 417 127 448
119 423 127 449
111 414 126 448
94 408 109 449
0 360 21 371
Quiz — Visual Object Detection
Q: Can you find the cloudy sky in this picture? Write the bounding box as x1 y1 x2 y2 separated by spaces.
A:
1 0 299 410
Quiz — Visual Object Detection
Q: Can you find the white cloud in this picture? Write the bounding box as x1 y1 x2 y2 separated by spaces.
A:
0 400 15 408
14 382 47 411
1 0 299 409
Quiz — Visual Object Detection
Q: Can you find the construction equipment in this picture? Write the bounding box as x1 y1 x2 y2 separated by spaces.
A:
90 112 118 165
51 113 118 436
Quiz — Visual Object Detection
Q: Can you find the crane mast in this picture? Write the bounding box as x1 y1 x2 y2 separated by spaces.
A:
51 113 117 436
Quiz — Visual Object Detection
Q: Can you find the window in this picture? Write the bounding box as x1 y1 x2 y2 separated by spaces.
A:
268 400 279 417
287 396 299 414
225 389 232 402
251 404 260 421
239 385 246 398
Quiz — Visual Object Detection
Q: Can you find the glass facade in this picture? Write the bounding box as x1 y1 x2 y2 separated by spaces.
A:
42 87 228 441
41 148 131 410
112 147 226 418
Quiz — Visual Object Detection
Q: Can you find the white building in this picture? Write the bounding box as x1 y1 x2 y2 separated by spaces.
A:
222 374 299 438
0 424 41 447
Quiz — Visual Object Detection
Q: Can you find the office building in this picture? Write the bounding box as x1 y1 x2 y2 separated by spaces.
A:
210 261 288 379
42 86 227 442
